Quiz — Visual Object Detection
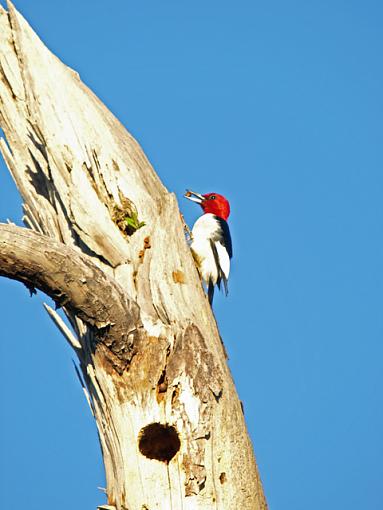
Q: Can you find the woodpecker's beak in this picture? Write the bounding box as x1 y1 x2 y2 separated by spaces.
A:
184 190 204 204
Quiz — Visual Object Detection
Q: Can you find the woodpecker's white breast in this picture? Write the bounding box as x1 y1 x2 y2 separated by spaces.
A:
190 213 230 285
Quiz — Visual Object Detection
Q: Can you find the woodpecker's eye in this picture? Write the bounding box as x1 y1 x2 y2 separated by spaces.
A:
210 195 216 200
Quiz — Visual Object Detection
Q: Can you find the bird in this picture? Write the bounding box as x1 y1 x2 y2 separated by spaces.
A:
184 190 232 304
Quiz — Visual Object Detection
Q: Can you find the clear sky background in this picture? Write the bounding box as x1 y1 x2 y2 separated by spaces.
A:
0 1 382 509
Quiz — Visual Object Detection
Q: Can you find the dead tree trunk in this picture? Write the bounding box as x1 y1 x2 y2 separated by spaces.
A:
0 3 267 509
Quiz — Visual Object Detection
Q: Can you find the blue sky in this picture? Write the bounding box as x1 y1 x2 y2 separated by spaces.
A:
0 1 382 509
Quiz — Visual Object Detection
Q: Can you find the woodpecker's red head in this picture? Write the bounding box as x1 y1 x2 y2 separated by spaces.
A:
184 190 230 220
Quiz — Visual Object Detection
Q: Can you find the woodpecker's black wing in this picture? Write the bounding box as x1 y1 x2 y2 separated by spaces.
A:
209 240 223 295
210 217 232 298
213 217 233 258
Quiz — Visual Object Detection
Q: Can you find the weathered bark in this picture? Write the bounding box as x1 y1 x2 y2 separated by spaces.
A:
0 3 267 510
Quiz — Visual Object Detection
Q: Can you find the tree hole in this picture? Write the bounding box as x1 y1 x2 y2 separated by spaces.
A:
138 423 180 463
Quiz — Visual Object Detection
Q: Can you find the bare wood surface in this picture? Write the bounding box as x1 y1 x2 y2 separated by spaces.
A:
0 2 267 509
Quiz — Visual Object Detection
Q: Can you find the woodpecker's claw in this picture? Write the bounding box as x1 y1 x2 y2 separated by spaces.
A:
180 213 193 241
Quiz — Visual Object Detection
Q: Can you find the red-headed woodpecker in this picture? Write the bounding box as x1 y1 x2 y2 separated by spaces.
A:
184 190 232 304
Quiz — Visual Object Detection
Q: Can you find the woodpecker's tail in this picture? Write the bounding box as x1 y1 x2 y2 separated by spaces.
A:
208 280 214 305
222 276 229 296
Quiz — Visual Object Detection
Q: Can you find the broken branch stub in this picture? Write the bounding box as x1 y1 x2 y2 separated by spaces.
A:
0 3 267 510
0 223 140 369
